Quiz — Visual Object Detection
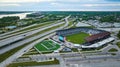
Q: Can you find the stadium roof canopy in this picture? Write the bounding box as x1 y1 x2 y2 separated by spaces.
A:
82 37 114 48
86 32 110 42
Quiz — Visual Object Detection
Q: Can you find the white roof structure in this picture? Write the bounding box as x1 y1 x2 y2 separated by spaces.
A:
76 22 91 27
6 26 17 29
74 44 80 47
54 50 59 53
82 37 115 48
114 23 120 27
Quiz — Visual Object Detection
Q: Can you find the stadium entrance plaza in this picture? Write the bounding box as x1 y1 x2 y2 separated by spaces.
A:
21 55 120 67
65 59 120 67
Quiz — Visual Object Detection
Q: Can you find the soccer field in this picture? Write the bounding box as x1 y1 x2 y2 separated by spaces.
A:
35 40 60 52
66 32 90 44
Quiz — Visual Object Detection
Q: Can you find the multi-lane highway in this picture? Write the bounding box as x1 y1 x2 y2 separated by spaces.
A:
0 22 64 48
0 16 69 47
0 16 70 67
0 22 64 54
0 23 37 37
0 20 59 40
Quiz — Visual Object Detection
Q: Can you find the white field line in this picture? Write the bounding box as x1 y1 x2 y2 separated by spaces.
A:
48 41 56 48
34 46 42 54
41 43 49 50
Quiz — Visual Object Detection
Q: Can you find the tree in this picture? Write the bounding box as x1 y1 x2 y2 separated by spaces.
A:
99 15 116 23
117 31 120 39
0 16 19 27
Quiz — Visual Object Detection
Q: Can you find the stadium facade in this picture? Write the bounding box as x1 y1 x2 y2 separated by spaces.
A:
56 27 114 49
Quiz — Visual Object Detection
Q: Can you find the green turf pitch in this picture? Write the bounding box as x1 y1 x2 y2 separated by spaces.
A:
35 40 60 52
66 32 90 44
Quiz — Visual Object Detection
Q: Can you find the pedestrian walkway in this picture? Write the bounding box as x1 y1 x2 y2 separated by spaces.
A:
100 44 120 54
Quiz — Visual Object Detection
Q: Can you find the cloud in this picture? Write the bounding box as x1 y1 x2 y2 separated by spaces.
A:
51 2 59 5
0 4 20 6
106 0 120 2
50 2 120 7
82 3 120 7
0 0 102 3
58 8 120 11
0 0 55 3
0 0 120 11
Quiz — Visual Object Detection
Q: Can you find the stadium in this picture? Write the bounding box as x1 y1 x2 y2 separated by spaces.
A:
56 27 115 49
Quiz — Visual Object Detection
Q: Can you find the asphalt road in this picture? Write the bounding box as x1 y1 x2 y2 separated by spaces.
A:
0 22 65 54
15 52 120 67
0 20 59 40
0 16 70 67
0 22 64 47
0 23 37 37
65 59 120 67
0 33 56 67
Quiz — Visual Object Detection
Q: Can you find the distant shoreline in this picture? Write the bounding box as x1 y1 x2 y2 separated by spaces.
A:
0 11 31 15
0 12 33 19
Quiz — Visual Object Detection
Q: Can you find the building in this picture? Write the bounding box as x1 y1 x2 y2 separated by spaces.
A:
56 27 114 49
85 32 110 43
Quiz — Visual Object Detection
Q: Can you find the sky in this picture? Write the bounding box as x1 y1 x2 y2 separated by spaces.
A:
0 0 120 11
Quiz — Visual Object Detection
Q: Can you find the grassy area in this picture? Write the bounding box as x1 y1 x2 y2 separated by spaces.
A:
108 48 118 52
0 23 65 63
26 23 65 38
35 40 60 52
66 32 90 44
71 48 78 52
81 50 101 53
111 53 116 56
0 39 35 63
59 51 71 53
41 51 53 54
7 58 59 67
0 21 56 40
85 26 95 28
117 42 120 48
22 48 39 56
68 21 73 27
13 21 56 33
65 18 76 28
23 52 39 55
